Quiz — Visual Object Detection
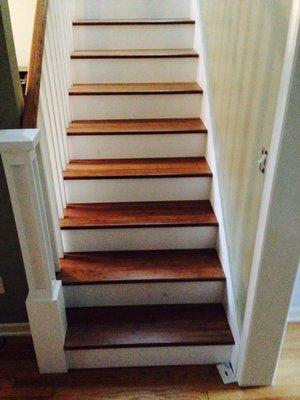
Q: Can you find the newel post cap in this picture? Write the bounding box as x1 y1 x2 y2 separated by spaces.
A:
0 129 40 152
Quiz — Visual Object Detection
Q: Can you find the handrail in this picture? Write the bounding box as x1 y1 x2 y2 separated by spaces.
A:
22 0 49 128
18 0 73 262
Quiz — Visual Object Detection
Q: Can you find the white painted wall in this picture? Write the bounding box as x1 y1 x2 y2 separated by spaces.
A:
8 0 37 68
198 0 293 324
237 5 300 382
290 264 300 321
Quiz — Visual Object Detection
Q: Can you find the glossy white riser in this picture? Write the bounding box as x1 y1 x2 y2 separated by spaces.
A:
64 281 224 308
67 345 233 369
65 177 211 203
70 94 202 120
74 25 195 50
68 134 206 159
71 58 198 84
62 226 218 252
74 0 192 20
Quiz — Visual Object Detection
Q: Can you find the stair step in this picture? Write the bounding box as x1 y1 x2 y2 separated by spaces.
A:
71 50 198 84
64 160 212 203
64 304 234 350
71 49 199 59
60 200 218 230
70 89 202 120
73 19 195 26
74 0 192 21
67 118 207 136
63 157 212 180
58 249 225 285
69 83 203 96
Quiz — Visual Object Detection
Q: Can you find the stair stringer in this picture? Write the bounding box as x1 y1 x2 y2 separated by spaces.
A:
192 0 241 372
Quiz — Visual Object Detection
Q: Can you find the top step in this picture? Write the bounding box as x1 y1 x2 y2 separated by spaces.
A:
73 19 195 26
71 49 199 59
74 0 192 20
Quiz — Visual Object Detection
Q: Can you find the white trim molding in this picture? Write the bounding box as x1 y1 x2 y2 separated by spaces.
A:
0 323 31 337
192 0 241 373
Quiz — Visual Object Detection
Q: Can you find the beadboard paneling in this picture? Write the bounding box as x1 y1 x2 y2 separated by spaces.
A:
199 0 292 321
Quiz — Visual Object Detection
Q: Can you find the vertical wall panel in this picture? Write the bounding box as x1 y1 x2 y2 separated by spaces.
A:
199 0 292 321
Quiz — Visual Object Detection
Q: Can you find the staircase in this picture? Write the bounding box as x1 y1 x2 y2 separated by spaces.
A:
57 0 234 369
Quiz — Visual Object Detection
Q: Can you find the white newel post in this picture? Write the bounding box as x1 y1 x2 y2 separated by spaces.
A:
0 129 67 373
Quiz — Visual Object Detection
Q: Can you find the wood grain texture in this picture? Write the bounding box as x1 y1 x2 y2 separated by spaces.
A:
0 324 299 399
73 19 195 26
63 157 212 179
71 49 199 59
22 0 48 128
60 200 218 229
64 304 234 350
67 118 207 135
58 249 225 285
69 82 203 96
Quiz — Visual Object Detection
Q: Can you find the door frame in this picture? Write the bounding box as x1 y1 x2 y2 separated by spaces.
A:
236 0 300 386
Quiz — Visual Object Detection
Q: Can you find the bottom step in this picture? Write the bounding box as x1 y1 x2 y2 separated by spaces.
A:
66 344 233 369
65 304 234 369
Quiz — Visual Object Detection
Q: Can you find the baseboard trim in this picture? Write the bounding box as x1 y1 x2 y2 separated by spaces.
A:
0 323 31 337
289 306 300 322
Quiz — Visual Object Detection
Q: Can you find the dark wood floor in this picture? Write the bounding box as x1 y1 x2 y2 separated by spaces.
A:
0 324 299 399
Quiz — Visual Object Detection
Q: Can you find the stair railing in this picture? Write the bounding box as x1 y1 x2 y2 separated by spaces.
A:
0 0 74 373
23 0 74 267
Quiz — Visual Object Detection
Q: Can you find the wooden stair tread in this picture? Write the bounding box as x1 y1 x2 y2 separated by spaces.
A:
71 49 199 59
67 118 207 136
64 304 234 350
60 200 218 229
69 82 203 95
63 157 212 179
73 19 195 26
58 249 225 285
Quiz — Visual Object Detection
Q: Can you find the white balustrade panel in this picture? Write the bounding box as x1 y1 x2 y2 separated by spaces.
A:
36 0 74 243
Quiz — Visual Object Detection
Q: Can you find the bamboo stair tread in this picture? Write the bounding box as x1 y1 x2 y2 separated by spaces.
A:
63 157 212 179
60 200 218 229
71 49 199 59
73 19 195 26
67 118 207 135
69 82 203 95
58 249 225 285
64 304 234 350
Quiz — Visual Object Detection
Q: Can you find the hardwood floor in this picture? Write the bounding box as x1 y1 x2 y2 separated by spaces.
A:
0 323 299 399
